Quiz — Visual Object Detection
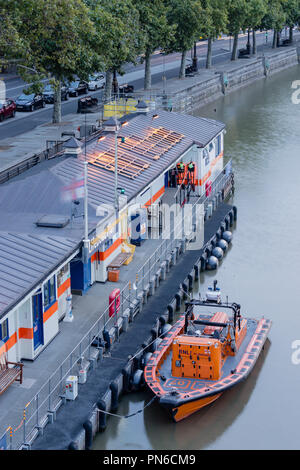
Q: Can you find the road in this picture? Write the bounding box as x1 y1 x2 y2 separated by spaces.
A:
0 31 296 141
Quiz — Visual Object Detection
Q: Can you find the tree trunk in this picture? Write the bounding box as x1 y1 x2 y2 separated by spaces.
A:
277 30 281 47
231 33 239 61
247 29 251 50
252 29 257 55
112 68 118 95
103 69 113 102
289 26 293 43
192 41 198 71
272 29 277 48
52 80 61 124
144 49 151 90
206 37 212 68
179 50 187 79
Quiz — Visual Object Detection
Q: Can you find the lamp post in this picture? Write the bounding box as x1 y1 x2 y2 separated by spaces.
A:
114 129 119 213
192 41 198 72
102 116 121 214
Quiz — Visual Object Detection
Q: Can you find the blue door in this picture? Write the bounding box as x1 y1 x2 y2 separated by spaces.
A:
32 292 44 350
70 258 91 294
164 171 169 188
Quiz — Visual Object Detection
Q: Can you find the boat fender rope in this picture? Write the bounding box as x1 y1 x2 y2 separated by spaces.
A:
97 396 157 419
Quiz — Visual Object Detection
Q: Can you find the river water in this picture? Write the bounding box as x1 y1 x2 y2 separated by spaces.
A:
93 65 300 450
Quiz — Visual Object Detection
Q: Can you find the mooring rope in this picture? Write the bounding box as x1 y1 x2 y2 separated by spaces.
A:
98 395 157 419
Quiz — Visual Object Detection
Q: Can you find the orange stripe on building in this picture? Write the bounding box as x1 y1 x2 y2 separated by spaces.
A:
199 170 211 186
5 332 17 350
144 186 165 207
58 277 71 297
91 252 98 263
43 301 58 323
19 328 33 340
99 237 122 261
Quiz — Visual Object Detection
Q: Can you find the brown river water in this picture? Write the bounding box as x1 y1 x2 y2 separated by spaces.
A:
93 65 300 450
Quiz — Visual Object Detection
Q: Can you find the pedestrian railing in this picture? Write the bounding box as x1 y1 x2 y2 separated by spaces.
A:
0 141 65 185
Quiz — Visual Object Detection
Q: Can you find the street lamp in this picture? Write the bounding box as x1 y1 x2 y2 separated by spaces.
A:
103 116 120 213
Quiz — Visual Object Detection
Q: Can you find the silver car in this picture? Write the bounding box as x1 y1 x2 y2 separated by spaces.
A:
87 74 105 91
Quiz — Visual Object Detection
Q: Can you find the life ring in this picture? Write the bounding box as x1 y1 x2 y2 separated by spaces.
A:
109 288 120 318
205 180 212 197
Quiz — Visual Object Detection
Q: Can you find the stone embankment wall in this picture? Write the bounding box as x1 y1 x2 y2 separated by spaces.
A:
165 47 299 113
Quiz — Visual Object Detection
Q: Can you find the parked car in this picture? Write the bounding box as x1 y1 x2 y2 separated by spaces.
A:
15 93 45 112
42 84 69 103
0 99 16 121
77 95 98 113
87 73 105 91
118 83 134 95
68 80 88 97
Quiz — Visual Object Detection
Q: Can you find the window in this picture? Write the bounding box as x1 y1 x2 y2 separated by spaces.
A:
216 135 221 157
0 319 9 342
57 264 69 288
43 275 56 310
203 148 209 166
209 142 214 152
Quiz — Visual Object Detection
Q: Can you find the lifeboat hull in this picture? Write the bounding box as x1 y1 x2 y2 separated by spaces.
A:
144 313 271 422
163 393 222 422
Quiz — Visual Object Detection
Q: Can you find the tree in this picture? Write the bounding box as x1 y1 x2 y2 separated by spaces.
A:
13 0 99 123
227 0 249 60
282 0 300 43
261 0 287 48
165 0 204 79
0 1 26 71
89 0 143 101
205 0 228 68
133 0 174 90
244 0 267 54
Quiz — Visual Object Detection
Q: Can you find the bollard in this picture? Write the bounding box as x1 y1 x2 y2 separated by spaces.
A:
233 205 238 220
110 381 119 413
175 292 182 310
194 263 199 281
83 420 93 450
69 441 79 450
187 273 193 290
200 253 207 272
97 399 107 432
122 313 129 332
102 329 111 353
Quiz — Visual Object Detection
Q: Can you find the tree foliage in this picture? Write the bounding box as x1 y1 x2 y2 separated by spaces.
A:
2 0 300 106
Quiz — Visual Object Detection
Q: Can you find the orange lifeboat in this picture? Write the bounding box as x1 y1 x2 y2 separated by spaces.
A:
144 282 271 422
